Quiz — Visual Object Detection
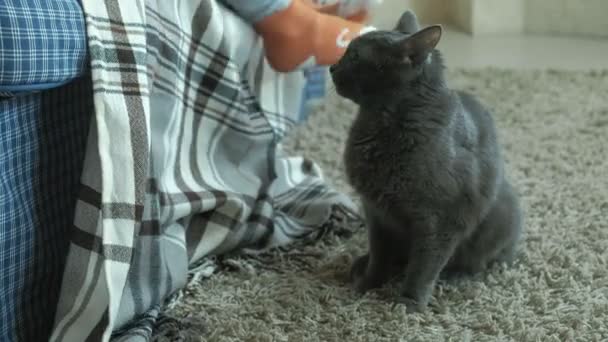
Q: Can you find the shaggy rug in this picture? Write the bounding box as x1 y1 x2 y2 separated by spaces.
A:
156 69 608 341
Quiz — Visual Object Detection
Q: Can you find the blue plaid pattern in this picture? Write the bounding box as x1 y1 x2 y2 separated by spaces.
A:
0 0 87 93
0 74 93 341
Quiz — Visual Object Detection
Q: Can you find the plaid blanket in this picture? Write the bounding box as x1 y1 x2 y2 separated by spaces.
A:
48 1 359 341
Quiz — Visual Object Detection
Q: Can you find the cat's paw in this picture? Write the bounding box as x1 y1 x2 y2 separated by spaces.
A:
350 254 372 293
440 264 483 280
349 254 369 281
352 275 379 294
350 254 384 293
392 295 425 313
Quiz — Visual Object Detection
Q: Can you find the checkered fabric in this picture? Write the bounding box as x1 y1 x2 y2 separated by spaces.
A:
0 75 93 341
0 0 87 93
48 1 360 341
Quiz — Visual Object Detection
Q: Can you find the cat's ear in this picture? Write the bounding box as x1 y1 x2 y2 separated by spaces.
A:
400 25 442 64
394 10 420 34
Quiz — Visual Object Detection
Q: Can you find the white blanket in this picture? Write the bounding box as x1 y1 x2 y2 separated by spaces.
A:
50 1 359 340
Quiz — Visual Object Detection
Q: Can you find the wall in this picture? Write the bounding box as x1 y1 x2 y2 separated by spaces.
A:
368 0 447 29
370 0 522 34
447 0 472 33
371 0 608 37
471 0 524 34
525 0 608 37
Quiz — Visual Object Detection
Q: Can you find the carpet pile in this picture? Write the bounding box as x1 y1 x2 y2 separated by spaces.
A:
159 69 608 341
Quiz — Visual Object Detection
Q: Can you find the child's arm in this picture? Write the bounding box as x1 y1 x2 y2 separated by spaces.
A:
223 0 379 72
221 0 291 23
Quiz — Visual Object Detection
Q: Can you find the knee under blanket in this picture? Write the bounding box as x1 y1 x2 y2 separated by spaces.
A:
48 1 359 341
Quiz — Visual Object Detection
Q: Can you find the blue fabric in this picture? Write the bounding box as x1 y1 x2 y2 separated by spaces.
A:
0 74 93 341
299 66 327 122
0 0 88 94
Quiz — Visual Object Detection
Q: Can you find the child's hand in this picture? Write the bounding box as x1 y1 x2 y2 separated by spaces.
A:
254 0 379 72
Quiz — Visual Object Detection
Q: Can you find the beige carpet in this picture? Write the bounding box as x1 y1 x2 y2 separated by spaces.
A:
159 69 608 341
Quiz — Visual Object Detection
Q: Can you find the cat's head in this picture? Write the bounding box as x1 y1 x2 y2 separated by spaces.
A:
330 11 443 106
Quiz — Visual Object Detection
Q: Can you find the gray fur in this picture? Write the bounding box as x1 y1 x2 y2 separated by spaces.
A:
395 9 421 34
330 11 523 313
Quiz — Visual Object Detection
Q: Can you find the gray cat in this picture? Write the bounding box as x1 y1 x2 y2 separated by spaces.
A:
329 11 523 313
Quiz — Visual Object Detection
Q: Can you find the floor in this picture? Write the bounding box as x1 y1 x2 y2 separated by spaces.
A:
439 27 608 70
163 68 608 341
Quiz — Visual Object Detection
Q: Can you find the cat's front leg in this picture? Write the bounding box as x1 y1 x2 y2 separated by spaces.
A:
396 229 461 313
351 229 398 293
351 204 405 293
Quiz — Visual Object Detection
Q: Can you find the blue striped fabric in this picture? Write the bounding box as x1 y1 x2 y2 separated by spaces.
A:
0 0 87 94
0 74 93 341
